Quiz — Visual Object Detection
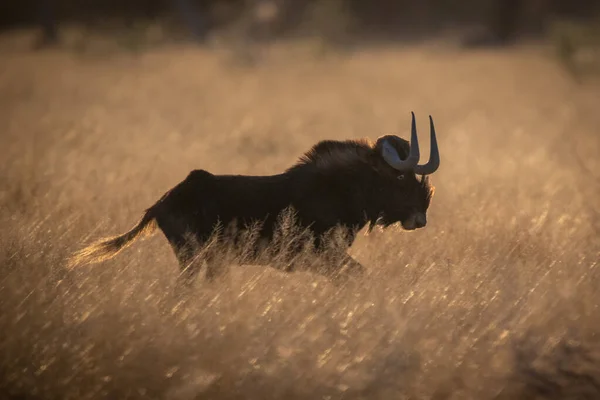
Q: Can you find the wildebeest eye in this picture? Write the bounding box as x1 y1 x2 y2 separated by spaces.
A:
397 174 405 181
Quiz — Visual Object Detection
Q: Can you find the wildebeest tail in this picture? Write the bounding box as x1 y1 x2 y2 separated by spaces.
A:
67 209 157 269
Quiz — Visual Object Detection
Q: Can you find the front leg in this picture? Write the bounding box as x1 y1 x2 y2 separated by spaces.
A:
337 253 366 278
330 253 366 285
312 251 366 284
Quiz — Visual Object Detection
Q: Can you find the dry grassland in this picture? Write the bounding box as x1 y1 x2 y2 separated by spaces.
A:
1 35 600 399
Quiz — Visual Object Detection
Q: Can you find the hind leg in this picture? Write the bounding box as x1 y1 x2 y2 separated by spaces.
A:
172 239 205 285
170 232 231 284
204 247 231 282
155 216 206 285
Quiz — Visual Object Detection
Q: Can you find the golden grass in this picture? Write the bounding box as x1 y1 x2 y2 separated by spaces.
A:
1 34 599 399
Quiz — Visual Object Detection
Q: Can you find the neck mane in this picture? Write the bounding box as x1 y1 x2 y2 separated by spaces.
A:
286 139 373 173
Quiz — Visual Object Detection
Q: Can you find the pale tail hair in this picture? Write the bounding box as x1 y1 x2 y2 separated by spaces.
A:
67 210 157 269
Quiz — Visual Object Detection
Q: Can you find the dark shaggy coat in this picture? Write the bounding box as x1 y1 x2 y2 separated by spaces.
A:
69 135 435 283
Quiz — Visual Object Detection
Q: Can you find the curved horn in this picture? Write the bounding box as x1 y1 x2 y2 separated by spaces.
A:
413 115 440 175
381 111 420 171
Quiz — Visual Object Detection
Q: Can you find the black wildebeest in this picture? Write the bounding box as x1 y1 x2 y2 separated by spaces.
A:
69 112 440 283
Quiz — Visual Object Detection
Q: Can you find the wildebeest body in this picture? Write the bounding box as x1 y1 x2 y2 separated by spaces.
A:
150 163 380 279
69 113 440 283
158 168 370 242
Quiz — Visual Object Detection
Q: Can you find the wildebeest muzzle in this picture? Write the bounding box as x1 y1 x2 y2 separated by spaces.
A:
401 212 427 230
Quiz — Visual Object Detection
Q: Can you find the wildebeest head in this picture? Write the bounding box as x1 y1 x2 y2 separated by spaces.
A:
368 112 439 230
294 112 439 232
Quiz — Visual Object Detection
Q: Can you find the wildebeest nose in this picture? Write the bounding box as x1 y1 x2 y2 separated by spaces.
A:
414 213 426 228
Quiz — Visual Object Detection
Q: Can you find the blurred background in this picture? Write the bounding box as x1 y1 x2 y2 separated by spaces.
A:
1 0 599 57
1 1 600 400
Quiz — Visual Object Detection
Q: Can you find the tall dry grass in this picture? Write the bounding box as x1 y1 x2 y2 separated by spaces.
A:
1 35 599 399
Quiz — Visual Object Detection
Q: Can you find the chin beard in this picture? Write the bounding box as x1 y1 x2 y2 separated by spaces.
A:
368 216 398 232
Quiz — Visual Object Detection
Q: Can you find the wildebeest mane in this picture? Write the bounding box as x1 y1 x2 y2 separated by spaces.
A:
287 138 374 173
287 136 415 175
